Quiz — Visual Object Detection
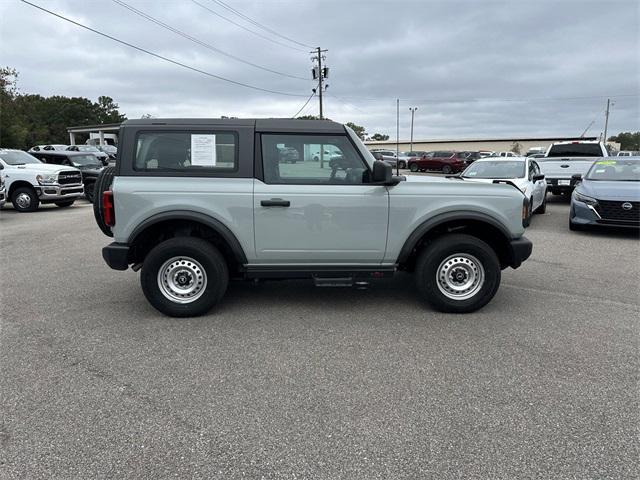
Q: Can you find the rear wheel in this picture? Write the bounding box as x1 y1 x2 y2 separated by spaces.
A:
140 237 229 317
415 234 501 313
409 163 419 172
11 187 39 212
442 165 452 174
93 166 116 237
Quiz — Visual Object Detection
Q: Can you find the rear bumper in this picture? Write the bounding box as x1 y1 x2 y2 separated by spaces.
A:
102 242 130 270
546 177 579 193
508 236 533 268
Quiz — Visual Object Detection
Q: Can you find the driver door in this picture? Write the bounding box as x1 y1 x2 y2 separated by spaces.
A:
253 133 389 264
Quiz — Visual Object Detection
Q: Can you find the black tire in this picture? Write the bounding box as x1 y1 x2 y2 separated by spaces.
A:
523 198 533 227
140 237 229 317
55 200 75 208
535 194 547 214
85 181 96 203
398 160 407 169
415 234 501 313
409 163 419 172
313 156 319 162
93 166 116 237
11 186 39 212
442 165 452 174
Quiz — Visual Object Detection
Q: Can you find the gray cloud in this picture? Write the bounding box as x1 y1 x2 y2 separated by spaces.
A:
1 0 638 140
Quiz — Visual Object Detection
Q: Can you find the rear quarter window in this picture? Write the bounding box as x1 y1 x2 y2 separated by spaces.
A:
134 131 238 172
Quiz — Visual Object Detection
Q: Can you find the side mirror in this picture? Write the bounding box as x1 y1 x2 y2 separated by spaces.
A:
532 173 545 182
571 173 582 183
372 160 392 183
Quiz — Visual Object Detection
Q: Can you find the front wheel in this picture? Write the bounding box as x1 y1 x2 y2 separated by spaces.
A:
55 200 75 208
415 234 501 313
409 163 419 172
140 237 229 317
11 187 39 212
523 198 533 227
85 182 95 203
442 165 452 174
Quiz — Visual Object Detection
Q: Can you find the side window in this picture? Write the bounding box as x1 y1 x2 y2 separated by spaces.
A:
528 161 536 179
134 131 237 172
261 134 370 185
532 161 540 176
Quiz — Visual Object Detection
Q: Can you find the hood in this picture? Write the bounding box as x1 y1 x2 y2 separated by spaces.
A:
77 167 103 175
8 163 79 173
578 180 640 201
404 174 460 183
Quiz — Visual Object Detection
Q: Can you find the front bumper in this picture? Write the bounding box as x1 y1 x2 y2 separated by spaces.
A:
571 200 640 229
36 184 84 201
508 236 533 268
103 242 131 270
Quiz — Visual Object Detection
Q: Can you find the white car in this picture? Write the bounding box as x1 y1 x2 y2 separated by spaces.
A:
0 169 6 208
460 156 547 226
0 149 84 212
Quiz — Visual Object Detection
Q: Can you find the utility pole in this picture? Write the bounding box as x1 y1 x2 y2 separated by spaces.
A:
396 99 400 176
409 107 418 152
311 47 328 119
603 98 611 144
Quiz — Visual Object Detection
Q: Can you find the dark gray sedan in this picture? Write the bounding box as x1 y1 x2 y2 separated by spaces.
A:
570 157 640 230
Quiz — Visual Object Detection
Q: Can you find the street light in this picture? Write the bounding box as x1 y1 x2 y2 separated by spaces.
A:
409 107 418 152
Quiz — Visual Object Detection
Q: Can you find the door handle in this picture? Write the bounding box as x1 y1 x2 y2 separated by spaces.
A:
261 198 290 207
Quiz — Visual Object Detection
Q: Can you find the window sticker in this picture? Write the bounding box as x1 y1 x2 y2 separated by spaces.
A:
595 160 616 165
191 134 216 166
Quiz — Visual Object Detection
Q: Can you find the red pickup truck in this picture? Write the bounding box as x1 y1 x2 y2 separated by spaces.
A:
408 151 470 174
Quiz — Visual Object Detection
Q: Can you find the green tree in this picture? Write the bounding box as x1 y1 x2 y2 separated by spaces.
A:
510 141 522 154
608 131 640 150
296 115 322 120
369 133 389 141
345 122 366 140
95 96 126 123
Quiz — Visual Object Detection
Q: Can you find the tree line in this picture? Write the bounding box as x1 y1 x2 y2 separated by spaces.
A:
0 67 127 151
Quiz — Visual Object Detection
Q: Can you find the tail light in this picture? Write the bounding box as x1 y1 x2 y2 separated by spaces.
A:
103 190 115 226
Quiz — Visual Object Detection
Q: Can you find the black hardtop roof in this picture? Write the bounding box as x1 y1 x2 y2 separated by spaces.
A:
121 118 346 134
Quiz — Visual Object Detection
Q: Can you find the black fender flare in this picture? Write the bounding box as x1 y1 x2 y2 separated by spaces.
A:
128 210 248 265
396 211 513 264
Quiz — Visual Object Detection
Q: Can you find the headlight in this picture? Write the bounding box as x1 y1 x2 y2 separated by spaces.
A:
573 191 598 206
36 173 58 185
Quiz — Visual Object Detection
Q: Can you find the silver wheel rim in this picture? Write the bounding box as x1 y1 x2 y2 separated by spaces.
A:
436 253 485 301
157 256 207 304
15 192 32 209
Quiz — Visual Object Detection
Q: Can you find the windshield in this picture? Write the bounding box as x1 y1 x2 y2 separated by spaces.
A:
546 143 603 158
76 145 100 152
0 150 43 165
462 160 525 179
586 160 640 181
70 154 102 167
101 145 117 153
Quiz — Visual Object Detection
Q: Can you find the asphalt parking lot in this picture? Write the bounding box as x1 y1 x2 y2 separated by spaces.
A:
1 196 639 479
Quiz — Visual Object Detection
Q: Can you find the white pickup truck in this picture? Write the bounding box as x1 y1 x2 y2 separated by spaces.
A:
539 140 609 195
0 149 84 212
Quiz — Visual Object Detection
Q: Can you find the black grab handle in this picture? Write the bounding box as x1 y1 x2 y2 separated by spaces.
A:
261 199 290 207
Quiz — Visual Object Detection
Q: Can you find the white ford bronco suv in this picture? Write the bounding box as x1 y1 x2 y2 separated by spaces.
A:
94 119 532 317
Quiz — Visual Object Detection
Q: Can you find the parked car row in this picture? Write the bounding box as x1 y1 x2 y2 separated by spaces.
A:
29 143 117 161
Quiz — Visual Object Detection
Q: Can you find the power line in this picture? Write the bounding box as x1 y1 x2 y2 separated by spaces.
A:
21 0 308 97
112 0 308 81
210 0 314 49
328 92 640 104
190 0 307 53
292 91 316 118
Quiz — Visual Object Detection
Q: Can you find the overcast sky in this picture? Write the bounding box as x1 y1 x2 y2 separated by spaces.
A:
1 0 638 140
